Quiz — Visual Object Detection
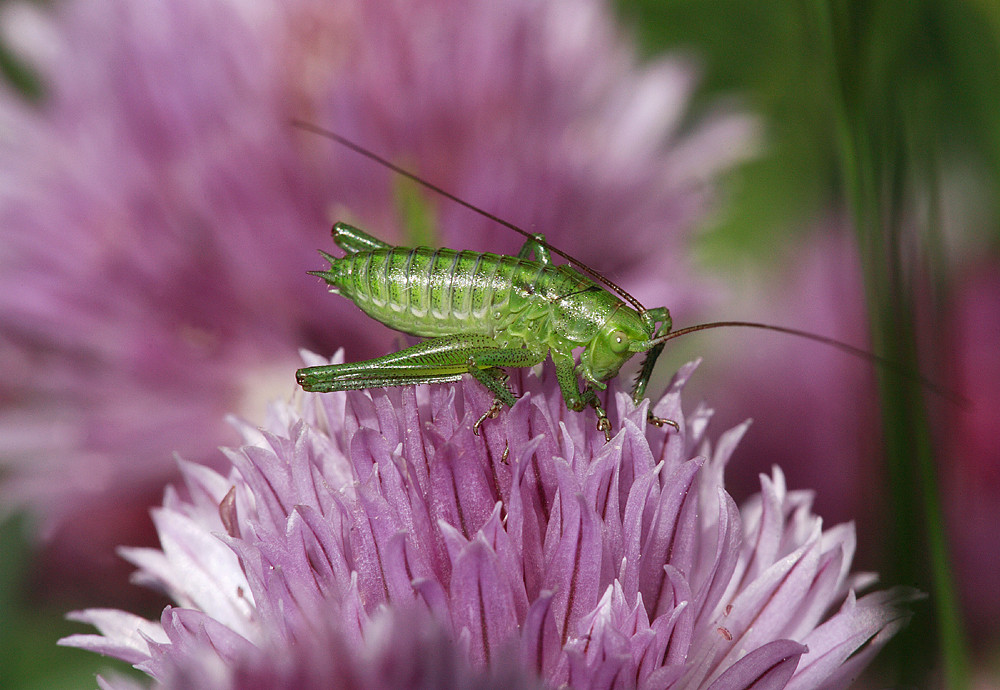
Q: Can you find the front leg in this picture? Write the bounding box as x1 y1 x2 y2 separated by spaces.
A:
631 306 679 432
553 354 612 442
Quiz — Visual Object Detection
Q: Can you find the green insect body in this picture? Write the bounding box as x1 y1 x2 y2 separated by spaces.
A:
296 222 676 440
293 125 944 442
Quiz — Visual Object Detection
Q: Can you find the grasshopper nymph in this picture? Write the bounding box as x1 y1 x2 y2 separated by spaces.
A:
295 220 676 441
294 125 949 441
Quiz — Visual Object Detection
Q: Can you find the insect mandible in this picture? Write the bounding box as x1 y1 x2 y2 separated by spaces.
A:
293 123 948 441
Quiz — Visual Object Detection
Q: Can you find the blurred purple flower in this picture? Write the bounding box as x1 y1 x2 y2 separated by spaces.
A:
696 228 1000 644
687 229 880 532
61 357 917 689
940 260 1000 637
0 0 754 591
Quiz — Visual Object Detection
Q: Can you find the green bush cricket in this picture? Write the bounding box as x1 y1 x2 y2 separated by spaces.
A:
294 124 957 441
296 219 673 441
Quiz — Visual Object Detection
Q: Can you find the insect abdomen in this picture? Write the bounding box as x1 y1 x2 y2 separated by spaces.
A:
329 247 562 337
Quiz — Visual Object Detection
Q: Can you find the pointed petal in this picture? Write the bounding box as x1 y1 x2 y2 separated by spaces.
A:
706 638 806 690
520 591 561 680
448 534 519 668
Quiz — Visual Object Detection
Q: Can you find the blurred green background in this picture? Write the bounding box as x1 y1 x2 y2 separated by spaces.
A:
620 1 999 687
2 0 998 687
621 2 1000 687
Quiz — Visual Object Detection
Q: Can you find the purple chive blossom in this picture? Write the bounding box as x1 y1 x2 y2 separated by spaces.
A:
62 356 918 689
0 0 753 591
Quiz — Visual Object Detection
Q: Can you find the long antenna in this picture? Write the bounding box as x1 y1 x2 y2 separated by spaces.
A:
292 120 649 315
293 122 961 406
645 320 967 406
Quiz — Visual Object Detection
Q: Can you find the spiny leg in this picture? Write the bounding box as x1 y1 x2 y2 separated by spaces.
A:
297 335 517 392
586 390 612 442
468 356 531 469
298 337 544 440
631 306 680 432
470 366 509 436
296 337 474 393
553 354 612 442
464 349 545 435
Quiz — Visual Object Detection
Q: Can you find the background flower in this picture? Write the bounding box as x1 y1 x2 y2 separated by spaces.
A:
3 0 994 685
941 260 1000 637
0 0 752 601
690 227 1000 649
61 359 918 689
618 3 1000 682
687 227 879 537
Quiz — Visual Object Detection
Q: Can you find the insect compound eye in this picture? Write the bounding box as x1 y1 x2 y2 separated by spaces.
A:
610 330 630 353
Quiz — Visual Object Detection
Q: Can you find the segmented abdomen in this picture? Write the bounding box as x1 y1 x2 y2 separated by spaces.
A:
330 247 584 337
